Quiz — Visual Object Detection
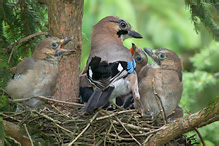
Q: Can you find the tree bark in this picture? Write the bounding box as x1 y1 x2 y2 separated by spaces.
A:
147 99 219 146
3 120 33 146
48 0 84 102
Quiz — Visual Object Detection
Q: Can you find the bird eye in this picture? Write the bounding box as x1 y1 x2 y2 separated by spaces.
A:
51 42 58 48
135 55 142 63
159 54 165 59
120 22 127 28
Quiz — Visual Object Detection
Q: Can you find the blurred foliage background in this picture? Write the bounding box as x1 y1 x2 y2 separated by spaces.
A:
0 0 218 145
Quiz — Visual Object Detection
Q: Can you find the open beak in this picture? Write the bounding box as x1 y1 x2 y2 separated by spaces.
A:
128 29 143 38
129 43 136 56
56 37 74 56
143 48 160 65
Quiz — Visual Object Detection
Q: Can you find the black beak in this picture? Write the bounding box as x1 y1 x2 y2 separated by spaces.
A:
128 31 143 38
132 43 136 51
143 48 160 65
143 48 153 57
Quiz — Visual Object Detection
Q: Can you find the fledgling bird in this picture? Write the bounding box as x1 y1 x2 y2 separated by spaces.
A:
138 48 183 117
6 37 73 108
117 43 148 107
129 43 148 76
167 105 184 121
82 16 143 113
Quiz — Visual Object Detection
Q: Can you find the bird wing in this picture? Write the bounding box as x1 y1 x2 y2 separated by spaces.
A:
83 86 114 112
12 58 35 79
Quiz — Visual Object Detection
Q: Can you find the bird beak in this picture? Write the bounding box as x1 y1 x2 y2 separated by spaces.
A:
128 29 143 38
60 37 72 48
143 48 161 65
129 43 136 56
56 37 74 56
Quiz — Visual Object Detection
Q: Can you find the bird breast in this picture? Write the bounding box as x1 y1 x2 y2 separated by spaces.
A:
109 78 132 99
6 60 58 100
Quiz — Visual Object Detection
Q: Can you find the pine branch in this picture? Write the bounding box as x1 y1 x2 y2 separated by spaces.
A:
186 0 219 38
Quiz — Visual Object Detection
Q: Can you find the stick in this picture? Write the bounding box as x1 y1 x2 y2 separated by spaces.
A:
67 112 98 145
51 105 70 118
142 134 153 145
96 109 136 121
4 32 49 51
33 110 61 124
112 120 150 131
115 117 142 146
36 96 84 107
151 78 167 124
24 124 34 146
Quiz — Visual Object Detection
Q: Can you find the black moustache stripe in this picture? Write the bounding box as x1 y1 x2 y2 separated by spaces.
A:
117 30 128 38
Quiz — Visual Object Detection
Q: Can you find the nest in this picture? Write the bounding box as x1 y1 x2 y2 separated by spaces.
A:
2 99 196 145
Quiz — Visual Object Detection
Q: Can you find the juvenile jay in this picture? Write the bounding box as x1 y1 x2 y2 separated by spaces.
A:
6 37 72 108
138 48 183 117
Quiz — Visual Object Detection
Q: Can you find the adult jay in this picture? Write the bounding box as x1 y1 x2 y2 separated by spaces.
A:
81 16 143 113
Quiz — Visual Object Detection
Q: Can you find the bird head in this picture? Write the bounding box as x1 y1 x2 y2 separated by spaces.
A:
143 48 182 71
92 16 142 42
129 43 148 73
32 37 73 61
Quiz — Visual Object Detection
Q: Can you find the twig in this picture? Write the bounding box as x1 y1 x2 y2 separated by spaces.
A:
133 128 162 137
67 112 98 145
24 124 34 146
115 117 142 146
112 120 150 131
7 47 15 65
186 111 205 146
33 110 61 124
96 109 136 121
4 32 48 51
36 96 84 107
151 78 167 124
109 100 123 110
142 134 153 145
12 97 34 102
53 122 73 134
51 105 70 118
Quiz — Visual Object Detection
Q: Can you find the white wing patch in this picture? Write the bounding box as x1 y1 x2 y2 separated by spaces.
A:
88 67 93 78
117 63 123 72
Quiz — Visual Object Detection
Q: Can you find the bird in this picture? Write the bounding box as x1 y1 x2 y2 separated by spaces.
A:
167 105 184 121
117 43 148 107
6 37 73 109
82 16 144 113
129 43 148 76
138 48 183 117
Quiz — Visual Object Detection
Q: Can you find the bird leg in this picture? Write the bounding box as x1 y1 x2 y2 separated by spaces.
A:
126 71 144 116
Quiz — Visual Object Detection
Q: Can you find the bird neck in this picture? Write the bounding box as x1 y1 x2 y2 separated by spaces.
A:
91 29 123 47
44 55 60 65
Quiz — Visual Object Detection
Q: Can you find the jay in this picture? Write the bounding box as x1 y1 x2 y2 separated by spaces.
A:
81 16 143 113
138 48 183 117
6 37 72 109
117 43 148 108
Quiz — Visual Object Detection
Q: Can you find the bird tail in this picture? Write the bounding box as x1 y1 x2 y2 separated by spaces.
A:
83 86 114 112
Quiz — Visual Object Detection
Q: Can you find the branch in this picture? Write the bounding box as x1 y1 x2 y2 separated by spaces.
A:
38 0 48 5
147 98 219 146
3 120 34 145
4 32 48 51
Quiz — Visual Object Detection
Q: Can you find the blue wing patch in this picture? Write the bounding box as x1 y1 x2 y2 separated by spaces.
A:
127 59 136 73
